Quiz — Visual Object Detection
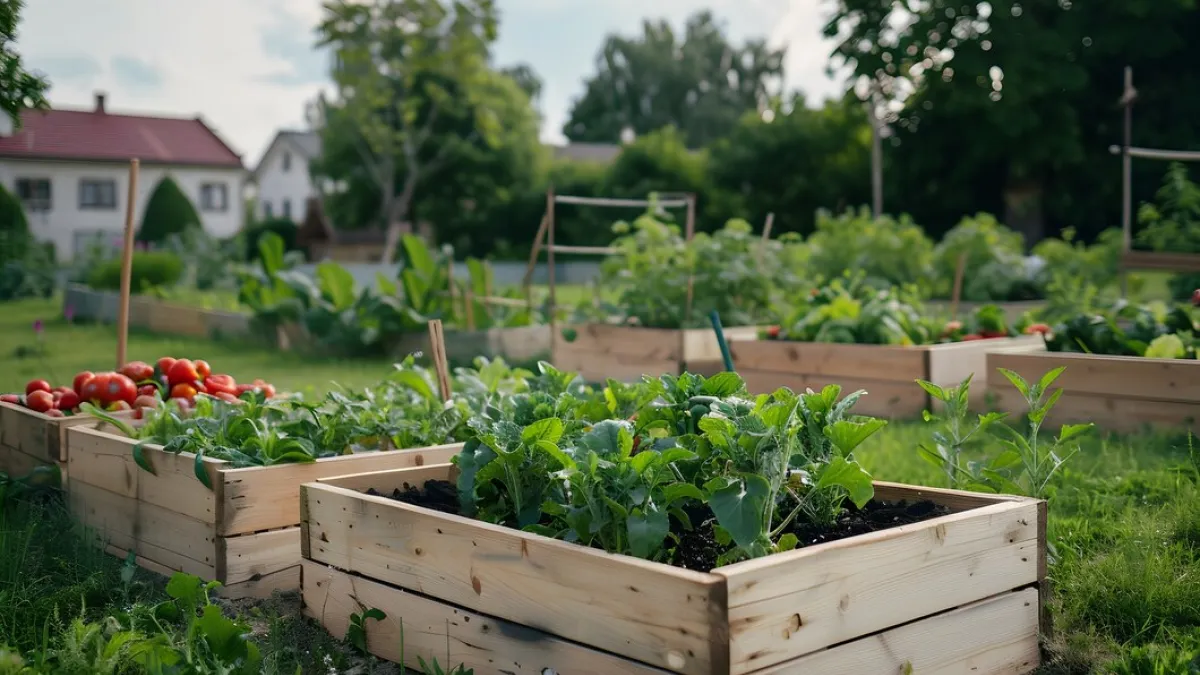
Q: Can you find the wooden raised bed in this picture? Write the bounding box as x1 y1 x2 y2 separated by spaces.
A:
729 336 1044 418
552 324 761 383
64 285 251 340
301 464 1044 675
0 402 130 479
988 351 1200 433
65 425 460 599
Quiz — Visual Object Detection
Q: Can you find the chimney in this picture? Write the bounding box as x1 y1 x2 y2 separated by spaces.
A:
95 92 106 114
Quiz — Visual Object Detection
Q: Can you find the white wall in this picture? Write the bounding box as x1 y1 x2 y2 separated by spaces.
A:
255 139 315 222
0 158 246 260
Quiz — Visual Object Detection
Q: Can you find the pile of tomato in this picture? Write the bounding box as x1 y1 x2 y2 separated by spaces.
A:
0 357 276 418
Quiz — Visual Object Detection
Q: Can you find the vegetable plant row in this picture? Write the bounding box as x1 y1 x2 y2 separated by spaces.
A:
1036 293 1199 359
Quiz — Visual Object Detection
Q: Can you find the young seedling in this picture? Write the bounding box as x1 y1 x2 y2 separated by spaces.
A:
916 374 1009 490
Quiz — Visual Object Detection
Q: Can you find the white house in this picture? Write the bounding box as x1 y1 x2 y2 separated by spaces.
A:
0 93 246 260
252 130 320 222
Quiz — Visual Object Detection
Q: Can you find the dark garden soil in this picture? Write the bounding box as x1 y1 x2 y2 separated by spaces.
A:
371 480 950 572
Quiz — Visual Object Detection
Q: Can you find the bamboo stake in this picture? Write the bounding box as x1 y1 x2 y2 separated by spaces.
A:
426 320 452 402
684 193 697 326
950 252 967 317
116 159 139 369
523 212 549 289
547 187 557 354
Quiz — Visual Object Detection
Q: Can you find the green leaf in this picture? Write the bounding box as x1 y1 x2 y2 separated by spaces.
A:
81 402 139 439
132 441 157 476
193 449 214 490
998 368 1030 397
917 444 946 469
823 419 888 455
1057 423 1093 444
522 417 564 445
775 533 799 552
700 372 746 397
661 482 705 505
1036 366 1067 395
197 604 253 663
534 440 575 470
988 449 1023 470
561 327 578 342
316 261 357 310
579 420 633 456
816 456 875 508
706 474 771 554
627 507 670 559
389 368 436 401
400 234 436 278
914 379 948 402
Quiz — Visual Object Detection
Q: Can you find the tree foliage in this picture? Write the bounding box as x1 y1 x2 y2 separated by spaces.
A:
0 181 29 264
0 0 49 127
136 177 201 244
564 11 785 147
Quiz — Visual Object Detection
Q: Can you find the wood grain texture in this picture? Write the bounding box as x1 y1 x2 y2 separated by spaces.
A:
302 477 726 675
0 402 108 463
989 351 1200 403
728 340 928 382
715 500 1039 672
754 588 1040 675
218 443 461 536
301 560 671 674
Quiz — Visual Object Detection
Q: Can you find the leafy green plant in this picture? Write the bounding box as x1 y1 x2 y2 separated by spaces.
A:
345 607 386 655
933 212 1036 302
87 251 185 292
806 206 935 292
917 368 1092 497
1042 299 1198 359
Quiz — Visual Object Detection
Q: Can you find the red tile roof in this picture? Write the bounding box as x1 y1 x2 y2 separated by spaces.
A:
0 104 244 168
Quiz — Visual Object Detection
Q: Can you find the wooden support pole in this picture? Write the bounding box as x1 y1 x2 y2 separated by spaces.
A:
426 320 452 402
547 187 557 353
116 159 139 369
950 252 967 318
1119 66 1135 299
684 193 697 327
523 212 549 289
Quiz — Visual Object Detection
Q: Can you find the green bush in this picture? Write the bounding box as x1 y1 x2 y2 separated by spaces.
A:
0 243 55 302
136 177 202 244
933 213 1026 300
87 251 184 292
0 182 30 265
242 217 300 262
806 207 935 291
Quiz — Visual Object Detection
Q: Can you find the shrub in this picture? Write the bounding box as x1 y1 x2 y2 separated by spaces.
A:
806 207 935 291
136 176 202 244
1032 227 1121 291
87 251 184 292
0 182 30 265
242 217 299 262
933 213 1026 300
0 243 55 302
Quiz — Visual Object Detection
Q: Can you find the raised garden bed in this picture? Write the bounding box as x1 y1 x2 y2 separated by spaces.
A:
0 402 118 478
300 463 1044 674
64 285 251 340
65 425 460 599
552 324 762 382
274 322 551 364
729 336 1045 418
987 351 1200 433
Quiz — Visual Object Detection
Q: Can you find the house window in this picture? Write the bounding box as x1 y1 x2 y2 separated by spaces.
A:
15 178 51 211
282 199 292 219
282 151 292 172
200 183 228 212
79 178 117 209
263 201 273 218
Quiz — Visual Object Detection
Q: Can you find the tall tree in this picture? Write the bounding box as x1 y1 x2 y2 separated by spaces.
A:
564 11 785 148
316 0 503 260
826 0 1200 242
0 0 49 126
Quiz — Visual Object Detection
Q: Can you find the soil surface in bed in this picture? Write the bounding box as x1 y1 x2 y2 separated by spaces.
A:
367 480 950 572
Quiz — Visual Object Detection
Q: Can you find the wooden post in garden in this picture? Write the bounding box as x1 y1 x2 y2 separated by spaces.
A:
116 159 140 369
1119 66 1135 298
950 252 967 318
684 193 697 326
546 187 557 356
426 319 452 402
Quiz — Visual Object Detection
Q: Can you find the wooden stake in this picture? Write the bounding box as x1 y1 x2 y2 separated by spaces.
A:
761 212 775 241
684 193 697 326
523 212 549 289
426 320 452 402
950 252 967 317
483 262 493 323
547 187 557 355
464 288 476 331
116 159 140 369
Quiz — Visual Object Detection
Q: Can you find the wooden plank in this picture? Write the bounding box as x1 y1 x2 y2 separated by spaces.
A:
302 478 726 675
739 369 925 419
67 426 218 525
729 340 928 382
70 480 218 575
218 527 300 590
0 402 56 463
146 302 210 338
218 443 462 536
754 588 1039 674
301 560 670 674
553 348 679 383
871 481 1027 512
316 463 459 493
715 499 1039 672
558 324 683 360
682 326 760 363
989 351 1200 404
926 337 1044 390
988 387 1199 435
1120 250 1200 273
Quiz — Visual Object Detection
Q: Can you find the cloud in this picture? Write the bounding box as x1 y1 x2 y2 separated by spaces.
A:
111 55 163 92
258 10 330 87
25 54 102 87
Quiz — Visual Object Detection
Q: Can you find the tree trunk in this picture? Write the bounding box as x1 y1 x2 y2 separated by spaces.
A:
1003 177 1045 249
379 174 419 265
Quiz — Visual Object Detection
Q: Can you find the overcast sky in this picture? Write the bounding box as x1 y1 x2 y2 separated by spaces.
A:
18 0 844 168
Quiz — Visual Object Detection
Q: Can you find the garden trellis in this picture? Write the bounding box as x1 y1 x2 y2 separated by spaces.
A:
1110 67 1200 295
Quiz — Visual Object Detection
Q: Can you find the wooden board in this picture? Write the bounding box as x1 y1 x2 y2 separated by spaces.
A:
552 324 761 383
0 402 122 464
987 351 1200 433
66 425 462 597
302 464 1043 674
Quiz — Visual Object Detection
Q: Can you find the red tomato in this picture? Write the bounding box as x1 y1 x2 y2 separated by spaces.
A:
252 379 276 399
53 386 73 395
765 325 781 339
108 400 132 411
105 374 138 405
1192 288 1200 307
82 374 107 404
72 371 95 396
1024 323 1051 336
156 357 177 376
960 334 984 341
45 408 65 418
52 391 63 403
26 390 54 413
57 391 81 411
119 361 155 383
167 359 200 387
25 380 51 395
194 360 212 379
133 394 159 411
0 394 20 405
235 384 254 396
138 384 159 397
204 374 238 396
170 383 198 401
